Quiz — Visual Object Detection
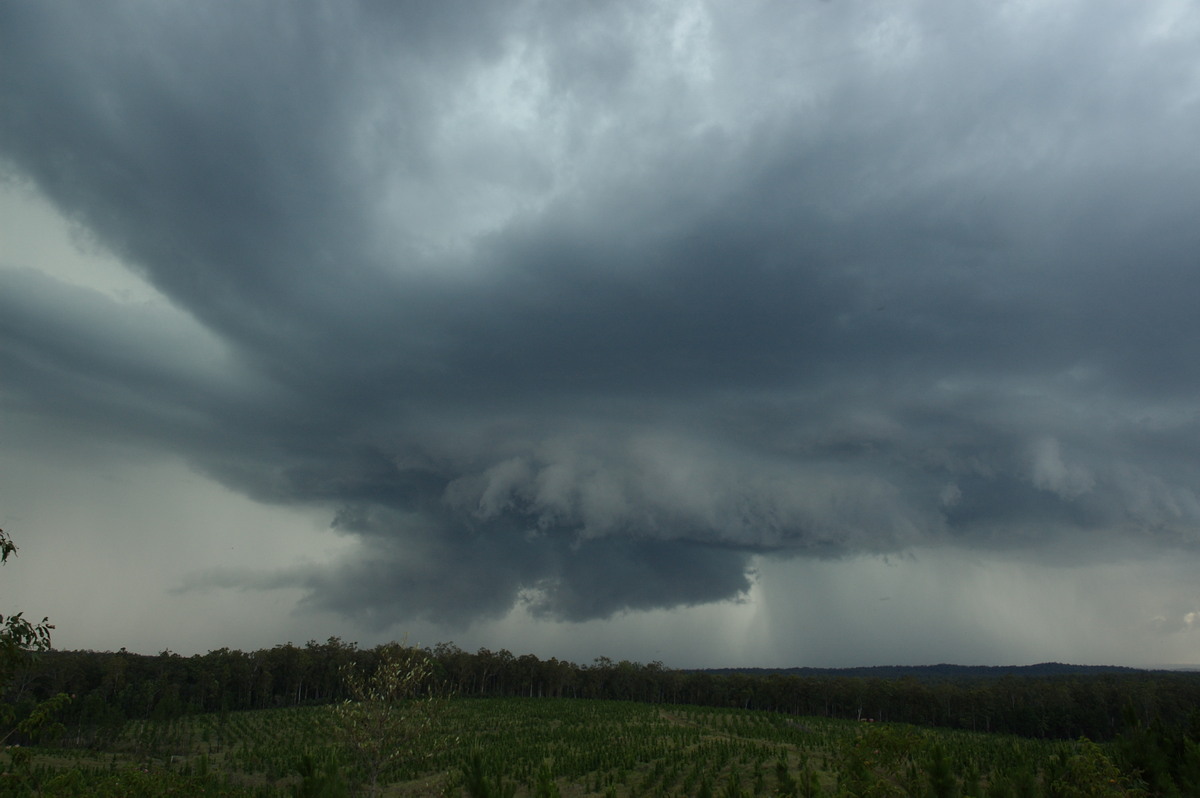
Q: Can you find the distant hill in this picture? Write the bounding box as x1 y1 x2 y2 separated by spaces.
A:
696 662 1150 682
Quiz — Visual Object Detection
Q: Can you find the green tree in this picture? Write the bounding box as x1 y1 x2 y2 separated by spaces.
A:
462 750 516 798
293 750 350 798
775 757 798 797
925 742 959 798
335 642 450 796
1046 738 1146 798
0 527 68 746
798 758 823 798
0 529 52 673
534 759 561 798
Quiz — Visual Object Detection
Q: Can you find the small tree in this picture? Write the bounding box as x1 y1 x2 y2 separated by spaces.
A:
1046 738 1146 798
534 759 562 798
293 749 350 798
462 750 517 798
335 642 449 796
0 530 53 672
0 528 67 745
925 742 959 798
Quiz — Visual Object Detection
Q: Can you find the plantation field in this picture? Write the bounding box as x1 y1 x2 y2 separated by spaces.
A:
0 697 1138 796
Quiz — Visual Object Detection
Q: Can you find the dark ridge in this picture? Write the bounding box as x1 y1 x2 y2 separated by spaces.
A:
696 662 1151 682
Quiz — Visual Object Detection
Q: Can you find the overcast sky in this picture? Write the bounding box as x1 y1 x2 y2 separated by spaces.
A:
2 0 1200 668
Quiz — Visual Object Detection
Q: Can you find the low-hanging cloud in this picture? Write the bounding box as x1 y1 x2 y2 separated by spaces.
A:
3 1 1200 628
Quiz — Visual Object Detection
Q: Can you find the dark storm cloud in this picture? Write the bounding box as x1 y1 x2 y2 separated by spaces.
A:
4 1 1200 625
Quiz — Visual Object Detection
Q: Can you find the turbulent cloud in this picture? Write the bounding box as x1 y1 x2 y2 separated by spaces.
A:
3 1 1200 629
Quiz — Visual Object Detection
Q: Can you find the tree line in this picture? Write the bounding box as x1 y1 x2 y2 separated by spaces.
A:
8 639 1200 744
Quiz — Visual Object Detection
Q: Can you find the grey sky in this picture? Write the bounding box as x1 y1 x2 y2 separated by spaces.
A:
2 1 1199 667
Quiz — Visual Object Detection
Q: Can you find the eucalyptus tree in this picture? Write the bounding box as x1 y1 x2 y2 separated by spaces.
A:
335 642 451 796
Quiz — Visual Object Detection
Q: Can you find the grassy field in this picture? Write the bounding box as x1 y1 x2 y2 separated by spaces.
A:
0 697 1138 796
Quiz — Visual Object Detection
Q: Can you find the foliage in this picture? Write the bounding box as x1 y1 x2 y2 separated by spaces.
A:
0 529 53 677
1111 714 1200 797
462 750 517 798
533 759 560 798
2 619 1197 796
0 528 69 747
0 757 260 797
1045 738 1146 797
925 742 958 798
21 641 1200 743
335 642 450 795
293 749 350 797
0 697 1174 796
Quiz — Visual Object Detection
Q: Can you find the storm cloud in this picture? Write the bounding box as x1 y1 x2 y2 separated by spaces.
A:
3 1 1200 632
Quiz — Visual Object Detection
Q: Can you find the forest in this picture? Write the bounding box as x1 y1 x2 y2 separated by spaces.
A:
10 641 1200 743
0 640 1197 795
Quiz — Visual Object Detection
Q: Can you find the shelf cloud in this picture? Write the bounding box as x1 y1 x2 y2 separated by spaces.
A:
3 1 1200 640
